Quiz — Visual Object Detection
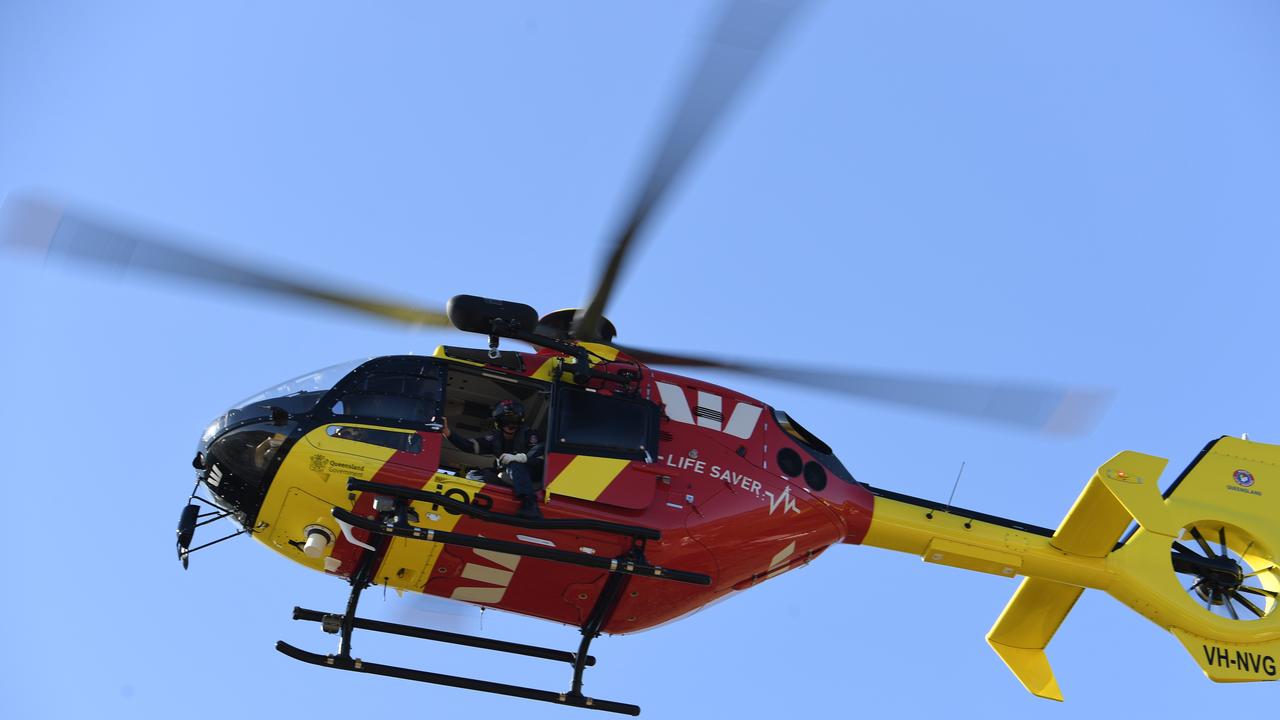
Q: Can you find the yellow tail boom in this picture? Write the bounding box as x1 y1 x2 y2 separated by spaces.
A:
860 436 1280 699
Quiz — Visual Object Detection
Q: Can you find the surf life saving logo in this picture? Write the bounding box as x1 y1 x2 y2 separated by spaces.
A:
1227 468 1262 497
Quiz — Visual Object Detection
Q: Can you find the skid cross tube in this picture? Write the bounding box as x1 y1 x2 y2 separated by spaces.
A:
332 506 711 585
336 521 389 658
292 607 595 667
571 558 632 698
346 478 661 540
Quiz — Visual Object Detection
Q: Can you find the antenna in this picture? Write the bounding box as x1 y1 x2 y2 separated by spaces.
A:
925 461 967 521
944 461 966 514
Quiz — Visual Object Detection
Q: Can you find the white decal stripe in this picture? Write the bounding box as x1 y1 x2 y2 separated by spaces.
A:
723 403 763 439
656 381 694 424
769 541 797 571
696 391 722 430
474 549 521 570
461 564 514 586
450 587 507 603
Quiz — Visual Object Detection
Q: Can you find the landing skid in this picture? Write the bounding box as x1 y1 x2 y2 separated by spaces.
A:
276 643 638 714
278 569 637 715
276 482 710 714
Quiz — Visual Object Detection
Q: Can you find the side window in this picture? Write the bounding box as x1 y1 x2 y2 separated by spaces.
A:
325 425 423 453
330 370 443 427
551 388 659 461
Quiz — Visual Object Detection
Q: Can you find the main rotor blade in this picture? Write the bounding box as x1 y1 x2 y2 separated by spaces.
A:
1 195 451 328
572 0 811 340
620 345 1109 435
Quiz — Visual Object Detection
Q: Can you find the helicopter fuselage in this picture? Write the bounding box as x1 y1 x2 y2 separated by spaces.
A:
195 344 874 633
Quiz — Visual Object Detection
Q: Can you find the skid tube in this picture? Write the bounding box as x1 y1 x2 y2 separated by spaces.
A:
274 642 639 715
277 494 649 713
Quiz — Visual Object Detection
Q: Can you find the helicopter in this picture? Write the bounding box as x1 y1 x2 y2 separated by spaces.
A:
3 1 1278 716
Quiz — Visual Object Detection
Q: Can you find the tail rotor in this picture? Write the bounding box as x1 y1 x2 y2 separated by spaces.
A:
1173 523 1278 622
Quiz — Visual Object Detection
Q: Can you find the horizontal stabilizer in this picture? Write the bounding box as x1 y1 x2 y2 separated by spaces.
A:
987 577 1083 701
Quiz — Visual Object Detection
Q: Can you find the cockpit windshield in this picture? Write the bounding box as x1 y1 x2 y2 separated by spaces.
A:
227 357 369 425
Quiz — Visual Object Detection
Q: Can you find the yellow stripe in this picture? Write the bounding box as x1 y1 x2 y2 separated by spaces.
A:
547 456 630 502
432 344 486 367
578 342 620 363
384 476 475 589
531 357 564 381
259 426 481 591
529 343 619 382
255 427 397 573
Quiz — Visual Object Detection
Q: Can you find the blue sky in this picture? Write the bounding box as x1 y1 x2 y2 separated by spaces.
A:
2 1 1279 718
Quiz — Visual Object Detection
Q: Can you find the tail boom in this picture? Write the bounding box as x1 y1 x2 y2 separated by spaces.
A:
853 436 1280 698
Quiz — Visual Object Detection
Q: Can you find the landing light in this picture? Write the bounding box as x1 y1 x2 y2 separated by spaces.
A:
302 526 334 559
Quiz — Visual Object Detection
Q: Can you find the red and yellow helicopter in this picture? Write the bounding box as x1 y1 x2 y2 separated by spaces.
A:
3 1 1276 715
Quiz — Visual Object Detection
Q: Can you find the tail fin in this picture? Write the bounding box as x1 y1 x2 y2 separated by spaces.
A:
987 578 1082 700
988 436 1280 697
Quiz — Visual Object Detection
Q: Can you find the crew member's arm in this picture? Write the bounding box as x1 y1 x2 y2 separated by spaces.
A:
440 416 486 455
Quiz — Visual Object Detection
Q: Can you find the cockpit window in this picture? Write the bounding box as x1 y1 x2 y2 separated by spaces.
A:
772 409 857 484
330 369 443 425
227 358 369 426
326 356 445 428
326 425 423 453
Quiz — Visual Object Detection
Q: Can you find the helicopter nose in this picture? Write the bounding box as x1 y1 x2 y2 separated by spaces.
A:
197 423 290 526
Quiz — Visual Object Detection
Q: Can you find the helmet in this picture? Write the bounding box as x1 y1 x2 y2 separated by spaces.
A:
491 399 525 429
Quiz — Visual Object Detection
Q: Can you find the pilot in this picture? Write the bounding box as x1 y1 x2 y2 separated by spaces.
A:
441 399 544 519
